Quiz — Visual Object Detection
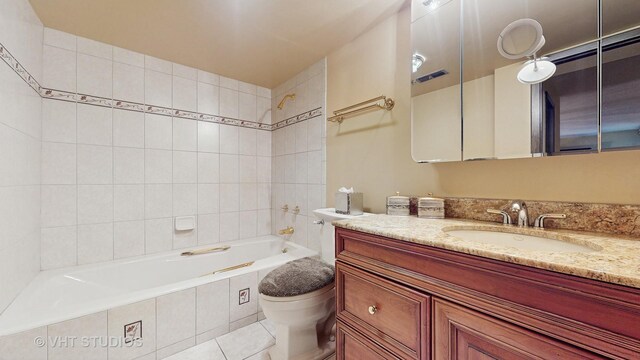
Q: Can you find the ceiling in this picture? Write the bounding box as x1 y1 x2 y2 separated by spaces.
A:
28 0 406 88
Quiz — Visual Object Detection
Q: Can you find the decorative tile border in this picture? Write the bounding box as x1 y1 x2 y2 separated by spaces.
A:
444 197 640 237
0 40 323 131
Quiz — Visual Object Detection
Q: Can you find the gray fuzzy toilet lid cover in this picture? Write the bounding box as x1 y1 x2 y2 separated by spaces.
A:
258 257 335 297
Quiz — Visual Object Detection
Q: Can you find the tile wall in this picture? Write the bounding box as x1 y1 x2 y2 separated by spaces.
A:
39 28 274 269
0 0 44 312
271 60 327 252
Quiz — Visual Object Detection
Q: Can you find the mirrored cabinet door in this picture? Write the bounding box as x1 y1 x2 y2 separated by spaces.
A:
601 1 640 151
411 0 462 163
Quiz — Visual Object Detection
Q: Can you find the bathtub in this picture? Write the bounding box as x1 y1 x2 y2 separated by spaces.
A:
0 235 316 337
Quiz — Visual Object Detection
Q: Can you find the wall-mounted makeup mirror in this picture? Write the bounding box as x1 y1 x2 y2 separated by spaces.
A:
411 0 640 162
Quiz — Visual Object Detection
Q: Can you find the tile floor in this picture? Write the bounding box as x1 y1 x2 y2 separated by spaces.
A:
166 319 336 360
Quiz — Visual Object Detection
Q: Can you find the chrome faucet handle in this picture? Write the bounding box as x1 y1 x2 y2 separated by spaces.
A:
509 200 529 227
534 213 566 228
487 209 512 225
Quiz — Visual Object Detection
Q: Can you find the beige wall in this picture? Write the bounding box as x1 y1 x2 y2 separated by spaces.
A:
326 6 640 213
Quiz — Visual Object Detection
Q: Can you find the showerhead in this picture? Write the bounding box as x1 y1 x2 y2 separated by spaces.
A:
277 93 296 110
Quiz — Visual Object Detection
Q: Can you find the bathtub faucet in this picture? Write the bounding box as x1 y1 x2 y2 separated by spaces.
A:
278 227 295 235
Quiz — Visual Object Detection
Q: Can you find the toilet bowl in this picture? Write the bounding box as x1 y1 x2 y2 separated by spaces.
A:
260 284 336 360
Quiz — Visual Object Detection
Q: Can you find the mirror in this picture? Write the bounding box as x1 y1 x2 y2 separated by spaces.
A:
410 0 640 162
411 0 462 162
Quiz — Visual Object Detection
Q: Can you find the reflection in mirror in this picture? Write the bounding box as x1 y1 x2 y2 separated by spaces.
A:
462 0 598 160
602 0 640 36
411 0 461 162
602 30 640 150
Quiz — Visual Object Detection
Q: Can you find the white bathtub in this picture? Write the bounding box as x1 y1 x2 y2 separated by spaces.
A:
0 236 316 337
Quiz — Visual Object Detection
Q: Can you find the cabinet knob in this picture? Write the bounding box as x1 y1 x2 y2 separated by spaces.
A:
368 305 378 315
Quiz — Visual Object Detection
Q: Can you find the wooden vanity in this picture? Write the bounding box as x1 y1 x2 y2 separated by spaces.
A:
334 227 640 359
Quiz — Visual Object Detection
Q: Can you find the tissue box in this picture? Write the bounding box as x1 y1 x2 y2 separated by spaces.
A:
335 192 363 215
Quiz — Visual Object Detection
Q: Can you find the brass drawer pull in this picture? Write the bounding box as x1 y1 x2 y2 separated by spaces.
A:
368 305 378 315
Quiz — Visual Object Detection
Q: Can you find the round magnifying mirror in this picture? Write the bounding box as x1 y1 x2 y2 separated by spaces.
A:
497 18 545 59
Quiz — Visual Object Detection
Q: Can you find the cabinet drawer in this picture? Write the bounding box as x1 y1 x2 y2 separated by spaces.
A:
337 321 399 360
336 263 429 360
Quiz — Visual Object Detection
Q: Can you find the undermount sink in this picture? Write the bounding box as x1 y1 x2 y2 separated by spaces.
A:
445 228 598 253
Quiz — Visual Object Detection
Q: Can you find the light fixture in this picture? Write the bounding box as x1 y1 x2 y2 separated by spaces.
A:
412 53 426 73
497 18 556 84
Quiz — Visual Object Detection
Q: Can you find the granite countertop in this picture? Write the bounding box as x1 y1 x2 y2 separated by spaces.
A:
333 214 640 289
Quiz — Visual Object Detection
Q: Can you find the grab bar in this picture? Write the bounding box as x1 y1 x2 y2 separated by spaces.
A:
200 261 255 277
181 245 230 256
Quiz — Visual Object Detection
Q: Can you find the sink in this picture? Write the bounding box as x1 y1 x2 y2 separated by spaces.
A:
445 229 598 253
312 208 373 222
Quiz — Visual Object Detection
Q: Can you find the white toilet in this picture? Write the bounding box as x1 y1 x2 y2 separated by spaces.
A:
259 258 336 360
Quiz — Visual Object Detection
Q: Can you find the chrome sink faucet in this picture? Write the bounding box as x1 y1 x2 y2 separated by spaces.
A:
510 200 529 227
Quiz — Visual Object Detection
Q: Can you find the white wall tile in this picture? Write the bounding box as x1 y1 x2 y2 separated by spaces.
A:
197 70 219 85
172 118 197 151
219 88 239 119
107 299 156 360
239 92 257 121
41 226 77 269
113 109 144 148
198 184 219 214
256 130 271 157
114 220 145 259
219 154 238 183
219 76 238 90
43 45 76 92
219 212 239 241
0 327 47 359
113 47 144 67
77 145 112 184
256 97 271 124
238 81 257 95
78 185 113 224
307 150 322 185
48 312 108 360
196 279 229 334
238 156 256 183
295 184 308 215
256 86 271 99
77 54 113 98
42 142 76 185
229 272 258 322
284 125 296 154
239 184 257 211
257 183 271 210
294 121 308 152
197 82 219 115
197 152 219 184
173 184 197 216
41 185 77 227
173 223 197 249
145 70 172 107
145 55 172 74
114 62 144 103
173 151 197 184
145 218 173 253
173 63 197 80
145 114 173 150
114 184 145 221
77 37 112 59
145 184 173 219
238 211 257 239
173 77 197 112
197 214 219 245
257 157 271 184
284 154 295 183
42 99 76 143
77 104 112 146
197 121 219 153
219 184 239 213
219 125 238 154
114 147 144 184
77 223 113 264
44 27 76 51
295 152 308 184
257 209 271 236
145 149 172 184
157 289 196 348
238 128 256 155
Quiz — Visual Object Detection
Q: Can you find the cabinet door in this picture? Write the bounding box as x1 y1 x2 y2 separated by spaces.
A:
337 321 399 360
433 299 604 360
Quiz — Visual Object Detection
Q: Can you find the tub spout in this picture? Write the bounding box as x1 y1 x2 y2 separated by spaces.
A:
278 227 294 235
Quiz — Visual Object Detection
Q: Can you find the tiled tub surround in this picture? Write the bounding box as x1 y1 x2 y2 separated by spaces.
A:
334 214 640 289
444 197 640 237
0 237 316 360
271 60 328 252
0 0 44 314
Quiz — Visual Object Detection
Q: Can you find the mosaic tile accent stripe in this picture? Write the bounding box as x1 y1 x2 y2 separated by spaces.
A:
0 40 323 131
444 197 640 237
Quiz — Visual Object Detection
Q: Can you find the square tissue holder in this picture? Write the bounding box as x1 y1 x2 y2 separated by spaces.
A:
335 192 363 215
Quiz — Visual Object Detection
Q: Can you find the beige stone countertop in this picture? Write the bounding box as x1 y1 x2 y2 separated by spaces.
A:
333 214 640 289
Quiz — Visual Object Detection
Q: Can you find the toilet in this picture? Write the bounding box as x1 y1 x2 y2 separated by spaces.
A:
259 257 336 360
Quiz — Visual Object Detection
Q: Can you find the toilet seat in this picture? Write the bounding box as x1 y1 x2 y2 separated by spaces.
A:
260 283 334 303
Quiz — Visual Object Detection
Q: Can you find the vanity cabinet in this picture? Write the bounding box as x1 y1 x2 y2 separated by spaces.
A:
334 227 640 360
